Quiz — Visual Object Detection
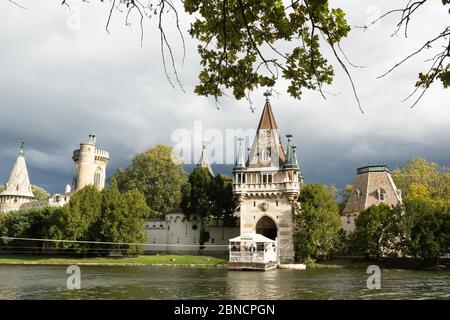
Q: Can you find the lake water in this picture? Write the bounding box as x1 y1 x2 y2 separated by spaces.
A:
0 265 449 300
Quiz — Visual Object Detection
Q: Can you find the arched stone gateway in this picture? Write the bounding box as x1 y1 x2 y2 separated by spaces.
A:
256 216 277 240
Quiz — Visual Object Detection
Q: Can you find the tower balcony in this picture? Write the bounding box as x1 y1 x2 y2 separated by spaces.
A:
233 181 301 196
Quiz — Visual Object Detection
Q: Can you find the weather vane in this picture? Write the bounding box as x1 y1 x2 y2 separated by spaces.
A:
263 90 272 101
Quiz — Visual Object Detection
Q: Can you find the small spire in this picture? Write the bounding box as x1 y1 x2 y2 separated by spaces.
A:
284 134 293 166
197 143 214 176
235 138 246 170
19 139 25 155
284 134 299 170
291 145 299 168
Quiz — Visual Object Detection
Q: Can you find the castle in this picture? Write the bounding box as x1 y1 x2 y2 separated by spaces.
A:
143 95 303 258
0 135 109 213
0 96 402 261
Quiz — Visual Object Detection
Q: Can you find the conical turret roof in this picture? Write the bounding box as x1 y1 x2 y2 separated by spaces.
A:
197 145 214 176
0 141 34 198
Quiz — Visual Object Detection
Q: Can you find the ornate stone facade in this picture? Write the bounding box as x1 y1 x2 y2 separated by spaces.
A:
233 95 304 264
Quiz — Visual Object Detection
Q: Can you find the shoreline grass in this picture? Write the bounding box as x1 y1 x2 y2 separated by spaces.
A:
0 254 228 267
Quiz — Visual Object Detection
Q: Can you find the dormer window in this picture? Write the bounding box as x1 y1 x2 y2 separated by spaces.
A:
261 148 271 162
378 188 386 201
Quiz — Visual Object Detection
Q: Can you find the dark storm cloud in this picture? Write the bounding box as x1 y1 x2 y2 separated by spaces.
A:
0 0 449 193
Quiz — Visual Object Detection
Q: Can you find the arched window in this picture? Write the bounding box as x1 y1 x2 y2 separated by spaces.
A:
261 148 271 162
94 168 102 188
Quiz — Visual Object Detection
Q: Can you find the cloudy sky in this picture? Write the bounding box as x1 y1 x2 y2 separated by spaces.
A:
0 0 449 194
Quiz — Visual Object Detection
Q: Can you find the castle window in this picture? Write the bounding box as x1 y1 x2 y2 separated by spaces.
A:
211 238 214 244
261 148 271 162
94 169 102 188
378 188 386 201
347 215 351 224
192 225 198 230
276 200 279 207
253 201 256 207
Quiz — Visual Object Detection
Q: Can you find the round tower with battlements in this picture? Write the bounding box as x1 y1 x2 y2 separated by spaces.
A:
72 135 109 192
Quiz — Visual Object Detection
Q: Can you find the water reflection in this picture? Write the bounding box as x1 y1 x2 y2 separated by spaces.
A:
0 265 449 300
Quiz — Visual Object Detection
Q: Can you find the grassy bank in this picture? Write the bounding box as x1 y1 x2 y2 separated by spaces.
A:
0 254 228 267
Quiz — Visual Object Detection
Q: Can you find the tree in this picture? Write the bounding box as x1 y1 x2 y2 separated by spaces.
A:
13 0 362 112
181 167 214 218
181 167 213 245
402 197 450 264
392 158 450 201
48 185 102 252
350 203 403 260
294 183 342 262
181 168 238 244
336 184 353 215
360 1 450 107
113 145 187 218
0 207 58 252
31 185 50 200
185 0 362 110
9 1 449 110
93 181 150 255
210 175 238 226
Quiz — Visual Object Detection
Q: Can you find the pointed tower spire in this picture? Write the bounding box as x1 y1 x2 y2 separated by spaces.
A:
0 140 34 198
235 138 246 170
247 93 286 168
197 144 214 176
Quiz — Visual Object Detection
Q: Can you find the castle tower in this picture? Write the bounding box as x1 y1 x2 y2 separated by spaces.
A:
0 140 35 212
342 165 402 234
197 144 214 176
233 93 303 264
72 135 110 192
